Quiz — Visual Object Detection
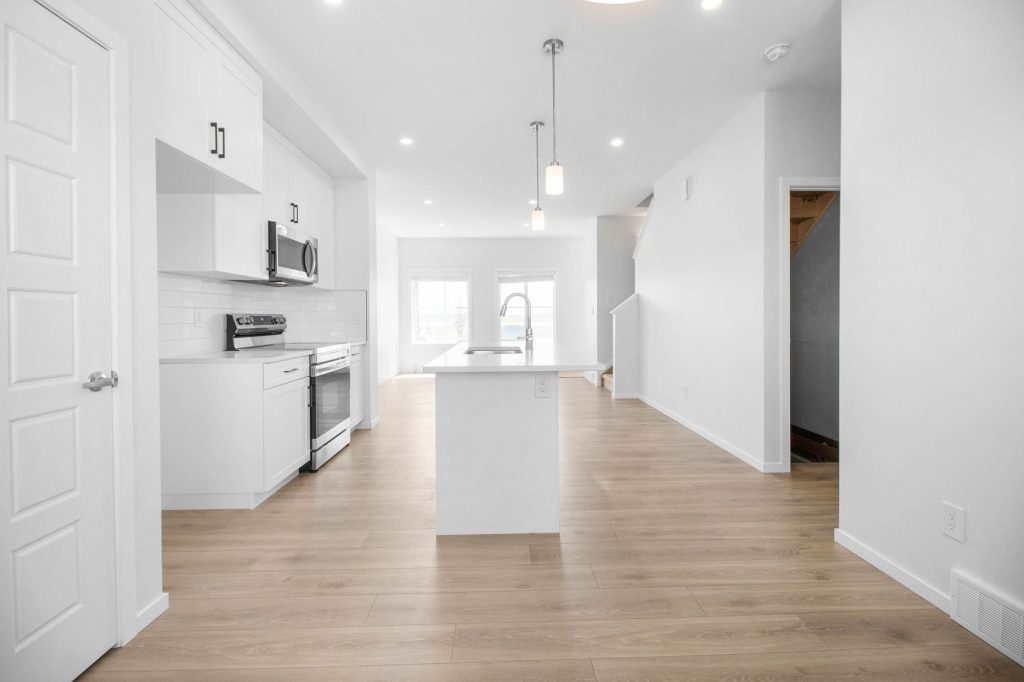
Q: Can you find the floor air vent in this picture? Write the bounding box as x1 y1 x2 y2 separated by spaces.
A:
952 569 1024 666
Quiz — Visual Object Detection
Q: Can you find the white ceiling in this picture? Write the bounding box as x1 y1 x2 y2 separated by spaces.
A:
215 0 840 237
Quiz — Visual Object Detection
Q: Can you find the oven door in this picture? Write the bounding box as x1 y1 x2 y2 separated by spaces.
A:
268 222 319 285
310 358 351 451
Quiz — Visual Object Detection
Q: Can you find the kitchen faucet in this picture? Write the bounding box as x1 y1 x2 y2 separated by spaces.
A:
499 292 533 352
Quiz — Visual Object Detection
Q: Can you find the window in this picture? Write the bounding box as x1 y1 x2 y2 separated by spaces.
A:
411 273 469 344
499 272 555 345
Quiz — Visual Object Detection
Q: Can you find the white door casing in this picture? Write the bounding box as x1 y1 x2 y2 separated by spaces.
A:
0 1 119 679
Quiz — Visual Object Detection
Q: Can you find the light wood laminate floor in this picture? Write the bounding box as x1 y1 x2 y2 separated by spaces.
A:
81 376 1022 681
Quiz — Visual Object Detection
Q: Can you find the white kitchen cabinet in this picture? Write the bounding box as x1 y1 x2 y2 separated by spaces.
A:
349 347 364 427
263 379 311 490
263 126 326 232
263 131 293 225
157 193 265 280
160 355 312 510
153 0 263 193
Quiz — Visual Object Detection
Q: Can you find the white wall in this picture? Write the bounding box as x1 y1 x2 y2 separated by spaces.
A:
838 0 1024 611
635 91 840 471
636 95 768 467
157 275 366 356
399 238 595 373
596 216 643 365
376 226 400 383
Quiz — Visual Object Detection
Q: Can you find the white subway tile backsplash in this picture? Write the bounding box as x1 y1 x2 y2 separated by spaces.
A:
158 273 367 357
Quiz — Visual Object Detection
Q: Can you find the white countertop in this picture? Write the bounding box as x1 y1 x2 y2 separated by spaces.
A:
160 349 314 365
423 342 602 374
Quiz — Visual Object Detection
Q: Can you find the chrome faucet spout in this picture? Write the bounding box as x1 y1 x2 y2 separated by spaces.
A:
499 292 534 351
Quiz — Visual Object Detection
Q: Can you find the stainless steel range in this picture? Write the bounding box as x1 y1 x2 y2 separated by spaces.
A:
227 314 351 471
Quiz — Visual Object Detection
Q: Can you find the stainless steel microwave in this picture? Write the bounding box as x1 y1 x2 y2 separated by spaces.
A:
267 221 318 286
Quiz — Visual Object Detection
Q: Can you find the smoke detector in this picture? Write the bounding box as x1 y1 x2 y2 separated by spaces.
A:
764 42 791 63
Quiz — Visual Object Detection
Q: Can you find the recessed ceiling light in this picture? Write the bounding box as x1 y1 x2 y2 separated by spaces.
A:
439 223 446 228
423 199 433 205
610 138 624 148
399 137 414 146
324 0 342 5
701 0 722 9
529 199 537 205
523 223 529 228
583 0 647 4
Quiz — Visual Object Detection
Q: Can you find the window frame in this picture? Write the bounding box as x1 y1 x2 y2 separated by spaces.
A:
496 269 557 345
409 269 472 345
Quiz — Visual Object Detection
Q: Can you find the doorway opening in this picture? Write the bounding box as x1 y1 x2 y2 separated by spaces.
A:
789 190 840 463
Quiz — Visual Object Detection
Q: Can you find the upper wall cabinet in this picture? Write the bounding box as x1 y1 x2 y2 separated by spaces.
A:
153 0 263 194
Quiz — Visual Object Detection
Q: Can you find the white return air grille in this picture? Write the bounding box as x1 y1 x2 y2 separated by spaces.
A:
952 569 1024 666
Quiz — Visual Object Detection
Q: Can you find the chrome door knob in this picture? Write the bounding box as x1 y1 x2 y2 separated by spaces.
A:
83 370 118 392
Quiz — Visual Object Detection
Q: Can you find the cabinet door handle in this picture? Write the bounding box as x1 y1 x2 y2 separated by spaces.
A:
290 203 297 223
209 122 219 155
218 127 226 159
295 203 299 223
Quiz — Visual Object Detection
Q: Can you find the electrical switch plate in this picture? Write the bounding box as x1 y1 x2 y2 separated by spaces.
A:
942 501 965 542
535 375 551 398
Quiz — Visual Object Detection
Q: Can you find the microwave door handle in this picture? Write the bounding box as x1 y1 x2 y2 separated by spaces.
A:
303 240 316 278
310 241 318 277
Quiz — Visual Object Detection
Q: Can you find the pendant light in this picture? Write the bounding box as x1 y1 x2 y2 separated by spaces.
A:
530 121 546 231
543 38 565 196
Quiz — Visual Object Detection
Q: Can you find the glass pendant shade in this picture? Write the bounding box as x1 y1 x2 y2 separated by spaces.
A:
545 163 564 196
531 207 546 231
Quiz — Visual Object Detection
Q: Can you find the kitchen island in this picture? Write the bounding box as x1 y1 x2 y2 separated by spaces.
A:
424 343 602 535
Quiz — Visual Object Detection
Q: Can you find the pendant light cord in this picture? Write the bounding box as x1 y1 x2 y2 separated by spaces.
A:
534 123 542 209
551 46 558 165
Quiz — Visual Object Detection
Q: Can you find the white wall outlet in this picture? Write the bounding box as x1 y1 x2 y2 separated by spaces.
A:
535 375 552 399
942 501 965 542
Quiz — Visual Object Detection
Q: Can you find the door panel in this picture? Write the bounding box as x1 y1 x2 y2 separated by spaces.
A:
263 132 292 225
213 53 262 192
0 2 118 680
152 0 213 162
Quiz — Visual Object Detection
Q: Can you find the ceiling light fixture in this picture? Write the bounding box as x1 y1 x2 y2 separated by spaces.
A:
543 38 565 196
529 199 537 205
399 137 414 146
423 199 433 205
610 138 624 148
700 0 722 9
584 0 647 4
530 121 546 231
324 0 342 5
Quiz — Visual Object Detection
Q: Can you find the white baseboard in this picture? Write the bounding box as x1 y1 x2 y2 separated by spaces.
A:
357 416 381 429
834 528 952 613
162 471 298 510
135 592 169 634
639 394 766 472
612 392 639 400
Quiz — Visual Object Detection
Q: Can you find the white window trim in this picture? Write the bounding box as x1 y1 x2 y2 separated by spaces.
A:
497 269 557 345
410 269 472 345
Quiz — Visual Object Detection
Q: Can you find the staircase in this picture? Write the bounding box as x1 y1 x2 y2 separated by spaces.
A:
601 367 614 392
791 191 838 256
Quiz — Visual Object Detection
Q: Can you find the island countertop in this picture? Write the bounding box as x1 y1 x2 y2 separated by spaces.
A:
423 342 603 374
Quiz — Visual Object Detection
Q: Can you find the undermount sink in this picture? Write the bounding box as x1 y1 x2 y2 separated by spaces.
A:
464 346 523 355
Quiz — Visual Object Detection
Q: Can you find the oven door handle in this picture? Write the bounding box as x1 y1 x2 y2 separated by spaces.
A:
311 358 350 377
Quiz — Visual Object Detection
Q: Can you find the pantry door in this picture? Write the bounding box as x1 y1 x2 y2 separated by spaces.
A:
0 0 120 679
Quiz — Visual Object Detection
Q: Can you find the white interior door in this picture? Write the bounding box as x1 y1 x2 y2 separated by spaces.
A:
0 1 118 680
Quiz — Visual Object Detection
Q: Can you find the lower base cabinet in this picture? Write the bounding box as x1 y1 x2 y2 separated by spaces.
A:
159 355 311 510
